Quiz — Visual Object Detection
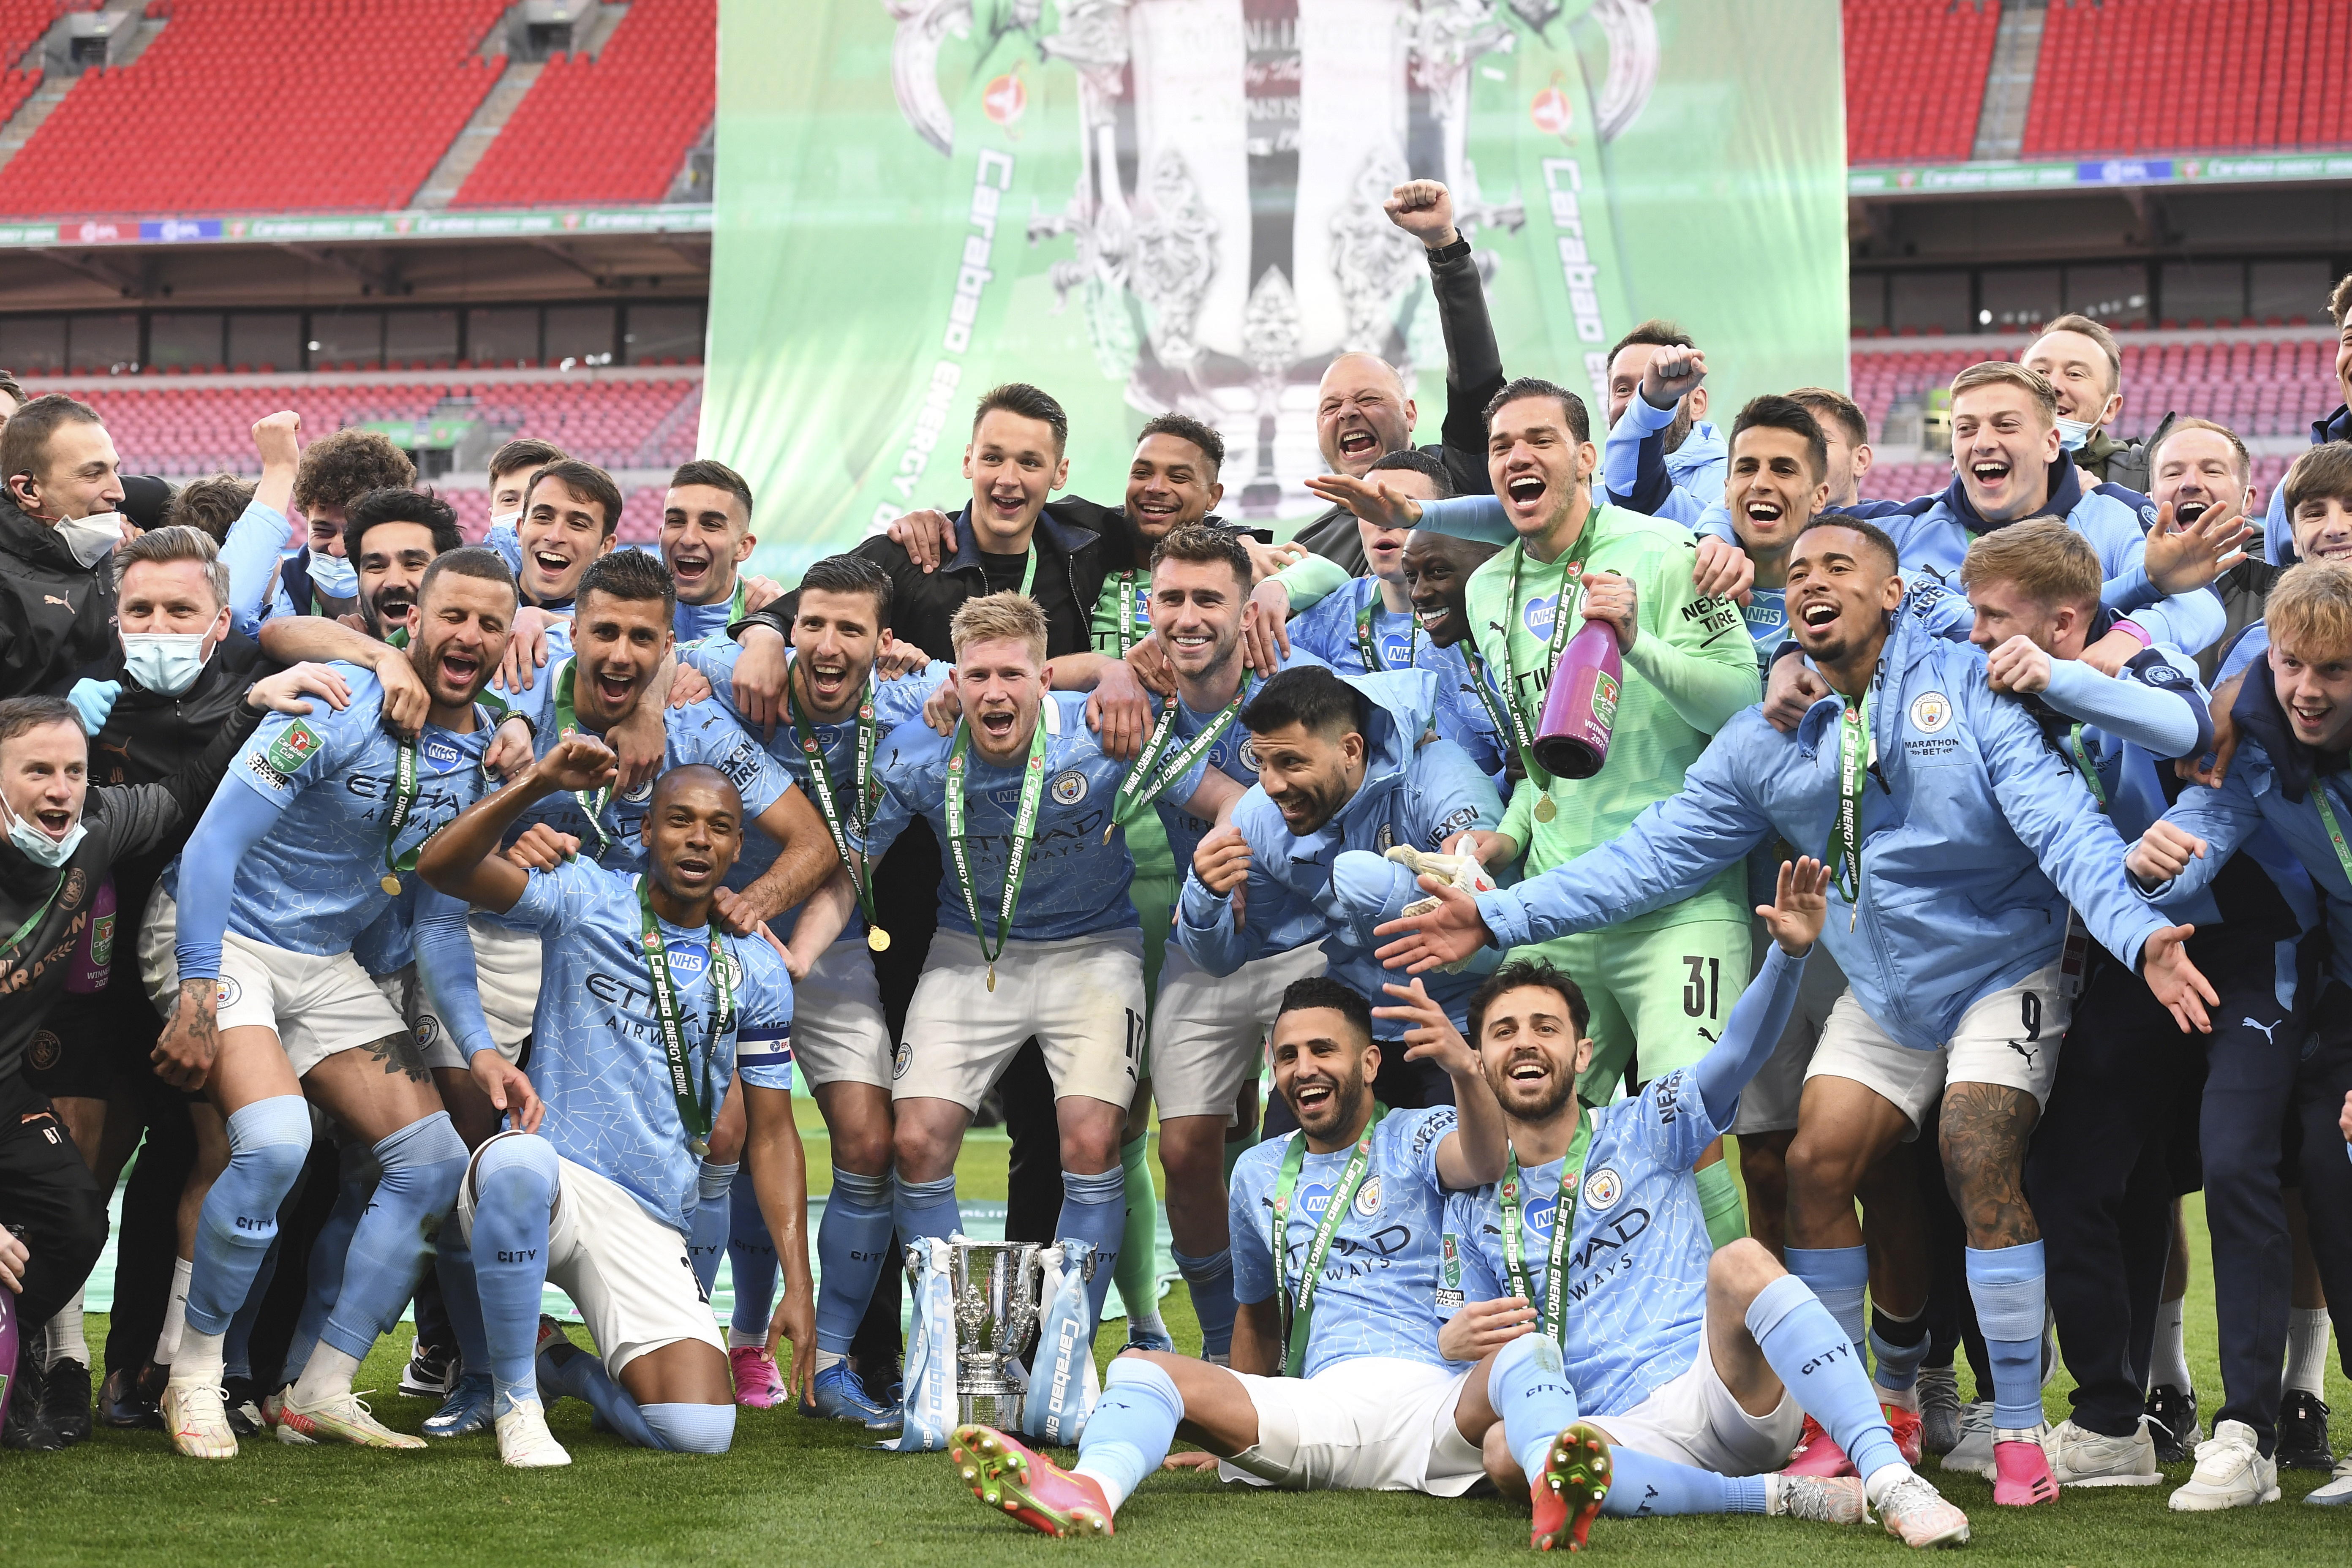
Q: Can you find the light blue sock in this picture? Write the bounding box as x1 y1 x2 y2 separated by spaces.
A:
1057 1166 1126 1323
726 1177 779 1341
222 1236 280 1381
1171 1245 1236 1359
1965 1241 2048 1430
469 1133 559 1417
1748 1274 1903 1484
1494 1333 1583 1483
641 1402 735 1454
1602 1449 1769 1516
539 1337 665 1447
185 1097 311 1336
1868 1305 1930 1396
895 1173 960 1247
279 1167 369 1385
436 1225 490 1376
1071 1358 1183 1514
319 1113 468 1362
816 1167 895 1355
689 1161 737 1297
1783 1245 1870 1369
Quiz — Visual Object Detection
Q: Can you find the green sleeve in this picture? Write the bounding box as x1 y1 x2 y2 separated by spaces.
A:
1620 558 1761 735
1497 775 1536 858
1273 553 1353 612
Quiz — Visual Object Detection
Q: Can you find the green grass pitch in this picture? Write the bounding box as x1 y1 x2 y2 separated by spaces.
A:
7 1129 2351 1567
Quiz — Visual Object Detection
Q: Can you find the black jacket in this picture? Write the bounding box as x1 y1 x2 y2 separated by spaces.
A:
0 693 263 1109
1293 236 1508 574
0 499 114 700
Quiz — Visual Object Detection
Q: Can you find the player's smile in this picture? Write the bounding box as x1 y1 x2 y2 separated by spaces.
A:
667 542 714 590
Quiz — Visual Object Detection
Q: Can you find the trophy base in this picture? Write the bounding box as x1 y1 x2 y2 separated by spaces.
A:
956 1391 1025 1430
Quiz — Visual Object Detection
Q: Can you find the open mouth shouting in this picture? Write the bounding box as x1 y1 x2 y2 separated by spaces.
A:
523 544 578 598
669 849 716 888
1742 497 1787 536
1503 469 1549 523
433 643 483 699
30 803 74 838
1793 592 1844 646
975 702 1020 745
985 482 1031 525
1333 421 1381 466
801 655 855 707
1965 456 2016 499
591 663 639 708
669 544 716 594
1290 1075 1338 1119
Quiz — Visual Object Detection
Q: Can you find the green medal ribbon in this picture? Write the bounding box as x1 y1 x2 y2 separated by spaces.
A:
2311 782 2352 886
1270 1103 1386 1379
1105 678 1250 843
1111 570 1149 659
1354 592 1416 674
377 733 422 894
1497 1124 1590 1346
1461 646 1516 759
729 574 748 624
1825 694 1870 928
637 876 731 1157
1500 544 1584 781
551 663 616 852
943 710 1050 991
1 870 68 962
2065 722 2110 811
791 670 886 949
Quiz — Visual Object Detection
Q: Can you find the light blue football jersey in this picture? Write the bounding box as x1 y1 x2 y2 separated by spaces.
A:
1149 643 1331 876
180 663 497 958
673 591 738 648
510 658 797 887
1442 1069 1724 1416
500 856 795 1236
1290 578 1504 775
858 692 1204 942
1228 1105 1462 1379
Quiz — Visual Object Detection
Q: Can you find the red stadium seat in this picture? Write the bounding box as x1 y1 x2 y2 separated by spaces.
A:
1845 0 2004 165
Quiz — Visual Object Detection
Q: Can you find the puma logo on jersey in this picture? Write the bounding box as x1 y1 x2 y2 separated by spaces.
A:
44 594 70 608
2007 1038 2041 1068
2243 1017 2282 1043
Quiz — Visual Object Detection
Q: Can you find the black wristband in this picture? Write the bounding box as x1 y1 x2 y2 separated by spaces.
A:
1425 233 1472 264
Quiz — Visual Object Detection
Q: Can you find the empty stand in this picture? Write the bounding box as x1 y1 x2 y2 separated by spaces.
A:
453 0 712 208
0 0 508 216
1845 0 2004 164
2023 0 2352 157
40 374 701 477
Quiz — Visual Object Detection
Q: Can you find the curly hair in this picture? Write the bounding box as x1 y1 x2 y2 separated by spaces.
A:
293 428 416 513
161 473 255 544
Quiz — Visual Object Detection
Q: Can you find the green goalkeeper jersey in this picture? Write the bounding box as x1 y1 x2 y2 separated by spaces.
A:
1463 503 1758 934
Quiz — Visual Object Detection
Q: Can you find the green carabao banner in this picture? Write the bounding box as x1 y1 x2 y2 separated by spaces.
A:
706 0 1847 581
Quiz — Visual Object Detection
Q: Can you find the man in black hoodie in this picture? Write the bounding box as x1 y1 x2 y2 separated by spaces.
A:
0 396 128 700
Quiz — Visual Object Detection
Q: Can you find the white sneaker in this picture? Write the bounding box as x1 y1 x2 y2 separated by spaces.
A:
2306 1455 2352 1505
275 1386 427 1449
1875 1472 1971 1548
1941 1401 1995 1480
494 1396 572 1469
2168 1419 2280 1511
2042 1418 2160 1486
1765 1471 1867 1524
161 1378 237 1460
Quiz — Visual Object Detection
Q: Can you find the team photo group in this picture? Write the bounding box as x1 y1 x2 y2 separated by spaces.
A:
8 162 2352 1555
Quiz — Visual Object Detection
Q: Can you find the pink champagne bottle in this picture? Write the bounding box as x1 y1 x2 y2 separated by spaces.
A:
1532 617 1622 781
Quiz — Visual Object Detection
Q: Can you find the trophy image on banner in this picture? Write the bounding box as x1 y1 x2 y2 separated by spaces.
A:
884 0 1663 517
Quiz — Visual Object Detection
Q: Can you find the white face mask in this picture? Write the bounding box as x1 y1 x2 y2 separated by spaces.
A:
2054 416 2096 453
52 512 124 569
1 790 83 868
122 629 214 695
489 509 522 533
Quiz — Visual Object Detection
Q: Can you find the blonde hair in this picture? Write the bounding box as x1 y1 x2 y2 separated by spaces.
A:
1949 362 2059 427
2267 560 2352 662
1959 517 2102 613
2150 417 2251 484
949 590 1049 663
113 524 230 610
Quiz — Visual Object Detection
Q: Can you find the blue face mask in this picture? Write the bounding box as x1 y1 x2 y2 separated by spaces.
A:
2 793 83 868
308 548 358 599
122 630 213 695
2055 416 2095 453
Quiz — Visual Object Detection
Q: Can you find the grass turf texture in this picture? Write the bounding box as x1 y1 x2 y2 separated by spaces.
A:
8 1127 2352 1566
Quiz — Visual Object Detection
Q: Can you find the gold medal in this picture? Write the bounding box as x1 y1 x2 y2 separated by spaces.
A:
986 963 996 993
380 873 403 894
1533 796 1557 823
867 926 891 953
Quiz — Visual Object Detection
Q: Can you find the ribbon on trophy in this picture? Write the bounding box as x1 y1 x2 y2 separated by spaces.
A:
1019 1240 1101 1446
882 1236 959 1452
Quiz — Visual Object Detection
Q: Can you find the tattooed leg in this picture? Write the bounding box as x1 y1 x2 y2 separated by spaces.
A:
1939 1082 2041 1250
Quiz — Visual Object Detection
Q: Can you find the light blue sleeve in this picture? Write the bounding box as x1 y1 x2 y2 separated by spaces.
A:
261 576 297 626
170 781 286 980
486 519 523 575
1413 493 1516 547
1174 797 1281 977
2136 760 2266 906
1969 671 2168 968
1473 723 1773 949
2102 565 2224 654
2265 480 2293 566
1691 941 1804 1128
1691 498 1738 547
220 498 294 635
1602 388 1677 507
733 942 796 1089
2040 652 2208 760
414 883 496 1061
1403 738 1506 851
499 855 605 937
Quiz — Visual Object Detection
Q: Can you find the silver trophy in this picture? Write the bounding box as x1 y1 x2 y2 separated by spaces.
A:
926 1239 1046 1426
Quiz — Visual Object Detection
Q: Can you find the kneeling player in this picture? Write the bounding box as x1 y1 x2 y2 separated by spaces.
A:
1439 863 1969 1549
416 741 812 1466
947 975 1506 1537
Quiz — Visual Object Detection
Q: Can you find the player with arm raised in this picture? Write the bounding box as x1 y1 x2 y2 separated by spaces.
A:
1375 516 2215 1508
1438 864 1970 1548
417 740 811 1468
945 974 1507 1538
